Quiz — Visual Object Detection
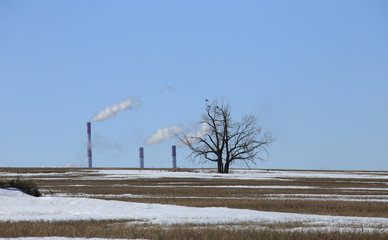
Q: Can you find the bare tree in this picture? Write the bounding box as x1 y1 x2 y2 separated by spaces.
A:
179 100 273 173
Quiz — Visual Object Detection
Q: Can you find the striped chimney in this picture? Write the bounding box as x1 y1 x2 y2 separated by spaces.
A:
87 122 92 168
172 145 177 168
139 147 144 168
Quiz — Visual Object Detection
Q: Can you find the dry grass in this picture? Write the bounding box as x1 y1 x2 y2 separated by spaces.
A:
110 197 388 218
1 220 387 240
0 177 41 197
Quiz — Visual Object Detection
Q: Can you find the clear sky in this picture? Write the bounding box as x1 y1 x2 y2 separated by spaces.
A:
1 0 387 170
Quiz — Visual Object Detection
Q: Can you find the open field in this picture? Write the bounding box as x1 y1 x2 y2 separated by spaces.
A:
2 220 388 240
1 168 388 239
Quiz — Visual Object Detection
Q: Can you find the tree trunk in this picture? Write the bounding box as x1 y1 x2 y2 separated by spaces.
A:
217 157 223 173
223 161 230 173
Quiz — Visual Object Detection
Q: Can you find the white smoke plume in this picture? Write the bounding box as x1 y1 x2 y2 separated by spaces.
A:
145 125 184 145
191 122 209 139
179 122 209 145
92 97 140 122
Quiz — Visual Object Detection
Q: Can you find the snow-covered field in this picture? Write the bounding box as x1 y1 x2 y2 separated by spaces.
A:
9 168 387 203
93 169 388 180
1 187 388 235
1 187 387 231
1 169 388 235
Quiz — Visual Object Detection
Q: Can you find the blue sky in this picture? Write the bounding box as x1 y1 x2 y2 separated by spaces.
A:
1 0 387 170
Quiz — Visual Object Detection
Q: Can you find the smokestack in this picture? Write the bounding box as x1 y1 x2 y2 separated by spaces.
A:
87 122 92 168
172 145 177 168
139 147 144 168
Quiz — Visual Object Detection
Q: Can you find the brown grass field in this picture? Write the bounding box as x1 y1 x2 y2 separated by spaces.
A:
1 167 388 239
